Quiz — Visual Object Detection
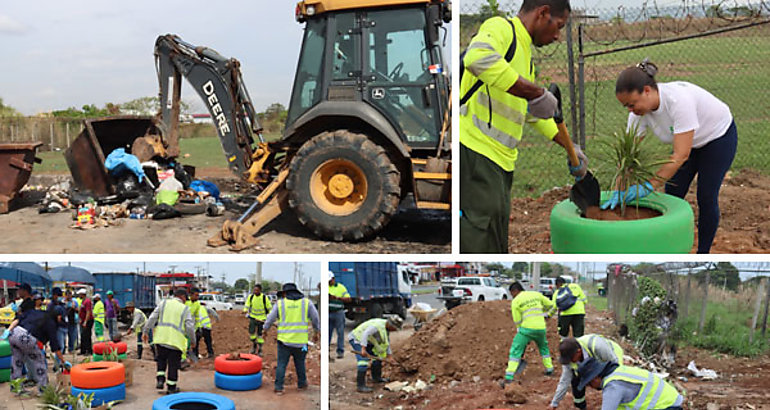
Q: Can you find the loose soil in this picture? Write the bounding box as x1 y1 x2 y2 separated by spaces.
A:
508 169 770 253
330 301 770 410
0 172 450 254
585 205 662 221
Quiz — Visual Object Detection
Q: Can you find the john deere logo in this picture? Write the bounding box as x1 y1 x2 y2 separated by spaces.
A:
372 88 385 100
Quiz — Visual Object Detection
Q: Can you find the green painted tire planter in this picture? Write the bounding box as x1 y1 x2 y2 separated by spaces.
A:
0 340 10 357
0 368 10 383
550 192 694 253
93 353 127 362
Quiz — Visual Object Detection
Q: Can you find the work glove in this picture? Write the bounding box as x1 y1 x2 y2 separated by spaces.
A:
601 190 625 210
244 312 249 318
568 144 588 180
527 88 558 119
624 182 654 203
0 329 9 340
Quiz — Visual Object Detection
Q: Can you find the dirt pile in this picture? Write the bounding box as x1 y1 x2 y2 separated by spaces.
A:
389 300 561 383
190 310 321 385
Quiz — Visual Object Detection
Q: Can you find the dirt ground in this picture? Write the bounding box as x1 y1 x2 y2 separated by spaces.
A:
329 300 770 410
508 169 770 253
0 173 450 254
0 310 320 410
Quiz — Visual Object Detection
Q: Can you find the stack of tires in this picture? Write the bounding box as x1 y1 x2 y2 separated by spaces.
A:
0 339 10 383
214 353 262 391
153 392 235 410
93 341 127 361
70 362 126 406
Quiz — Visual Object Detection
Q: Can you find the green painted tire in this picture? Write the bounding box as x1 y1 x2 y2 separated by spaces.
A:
0 340 10 357
0 368 10 383
92 353 127 362
550 192 694 253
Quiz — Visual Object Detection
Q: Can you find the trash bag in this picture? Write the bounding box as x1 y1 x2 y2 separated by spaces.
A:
129 194 154 209
173 163 192 190
147 203 181 220
156 190 179 206
105 148 145 183
69 191 94 206
189 180 220 199
157 176 183 193
116 174 141 199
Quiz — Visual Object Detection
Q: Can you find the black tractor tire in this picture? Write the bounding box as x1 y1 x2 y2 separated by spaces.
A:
287 130 401 241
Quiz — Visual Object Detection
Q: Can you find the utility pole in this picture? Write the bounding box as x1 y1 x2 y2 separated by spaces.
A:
698 267 711 333
533 262 541 293
762 276 770 338
750 278 765 343
256 262 262 288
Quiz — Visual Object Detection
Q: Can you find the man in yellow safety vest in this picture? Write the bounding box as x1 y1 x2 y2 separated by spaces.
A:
550 277 588 340
263 283 319 395
328 271 351 360
244 284 272 356
143 288 195 394
92 293 106 343
193 302 217 358
349 316 403 393
578 358 684 409
505 281 555 382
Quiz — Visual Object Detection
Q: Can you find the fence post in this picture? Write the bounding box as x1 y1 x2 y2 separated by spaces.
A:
50 122 54 151
698 268 710 333
750 278 765 343
577 24 586 148
683 269 692 318
566 16 578 145
66 122 70 147
762 277 770 338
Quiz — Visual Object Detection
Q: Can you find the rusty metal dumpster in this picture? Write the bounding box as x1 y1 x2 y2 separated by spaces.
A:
65 116 162 197
0 142 43 214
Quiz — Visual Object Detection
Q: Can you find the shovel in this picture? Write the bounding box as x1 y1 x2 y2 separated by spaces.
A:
548 83 601 215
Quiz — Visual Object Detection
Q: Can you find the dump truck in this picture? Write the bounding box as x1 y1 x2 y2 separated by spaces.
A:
330 261 412 323
93 272 160 323
66 0 452 251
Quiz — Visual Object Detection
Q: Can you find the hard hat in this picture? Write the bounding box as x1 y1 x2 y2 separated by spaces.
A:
327 271 335 281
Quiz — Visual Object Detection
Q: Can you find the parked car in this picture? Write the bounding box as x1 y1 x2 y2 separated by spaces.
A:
234 294 245 304
199 293 233 311
539 278 557 297
437 276 510 309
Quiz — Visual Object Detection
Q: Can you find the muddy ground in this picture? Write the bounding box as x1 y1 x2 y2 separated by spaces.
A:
329 299 770 410
509 169 770 253
0 310 320 410
0 173 450 254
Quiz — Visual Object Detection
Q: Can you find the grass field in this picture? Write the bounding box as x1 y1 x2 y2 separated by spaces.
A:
461 18 770 197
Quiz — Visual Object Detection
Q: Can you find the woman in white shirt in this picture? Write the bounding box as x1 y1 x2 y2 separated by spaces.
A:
603 59 737 253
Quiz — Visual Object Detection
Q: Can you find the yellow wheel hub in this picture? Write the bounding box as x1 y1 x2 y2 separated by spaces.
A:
310 159 368 216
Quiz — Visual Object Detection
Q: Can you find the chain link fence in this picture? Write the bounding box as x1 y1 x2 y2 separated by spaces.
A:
461 1 770 197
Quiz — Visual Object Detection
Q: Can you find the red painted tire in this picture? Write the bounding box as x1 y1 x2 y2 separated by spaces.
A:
214 354 262 375
93 342 128 355
71 362 125 389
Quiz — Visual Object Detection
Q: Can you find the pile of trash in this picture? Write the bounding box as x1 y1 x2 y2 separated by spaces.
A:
29 147 227 229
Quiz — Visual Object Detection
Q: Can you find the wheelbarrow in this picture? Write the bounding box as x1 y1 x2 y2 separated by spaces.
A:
0 142 43 214
408 306 438 331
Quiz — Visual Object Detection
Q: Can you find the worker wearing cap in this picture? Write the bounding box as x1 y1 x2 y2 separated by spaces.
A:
78 289 94 355
348 316 403 393
550 334 624 409
125 301 153 360
64 290 80 354
505 281 555 382
105 291 120 341
244 284 272 356
549 277 587 340
92 293 106 343
143 288 195 394
460 0 586 254
263 283 320 395
578 358 683 410
328 271 351 360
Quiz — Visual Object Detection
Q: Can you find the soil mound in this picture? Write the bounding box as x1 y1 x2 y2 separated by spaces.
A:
389 300 561 382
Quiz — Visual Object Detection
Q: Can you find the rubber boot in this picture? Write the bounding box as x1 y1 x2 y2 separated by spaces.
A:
156 376 165 390
257 343 263 357
357 369 373 393
250 340 257 354
137 344 143 360
370 361 390 383
166 383 179 394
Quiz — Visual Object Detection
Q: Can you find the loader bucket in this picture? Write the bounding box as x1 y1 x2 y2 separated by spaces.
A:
0 142 43 213
65 116 161 197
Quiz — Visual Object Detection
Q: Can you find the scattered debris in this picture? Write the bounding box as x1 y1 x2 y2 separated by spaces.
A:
687 360 718 380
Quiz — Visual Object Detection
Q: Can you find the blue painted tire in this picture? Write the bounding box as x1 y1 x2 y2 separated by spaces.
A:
0 355 10 369
71 383 126 406
152 392 236 410
0 368 10 383
0 340 10 357
214 371 262 391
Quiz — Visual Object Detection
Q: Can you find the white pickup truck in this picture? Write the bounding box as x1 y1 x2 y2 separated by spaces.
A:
199 293 234 311
437 276 510 309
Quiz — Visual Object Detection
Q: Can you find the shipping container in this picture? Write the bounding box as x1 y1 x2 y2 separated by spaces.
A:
330 262 411 324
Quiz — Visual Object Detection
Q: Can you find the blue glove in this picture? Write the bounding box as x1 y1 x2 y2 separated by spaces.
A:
0 329 9 340
64 361 72 370
601 190 625 210
623 182 654 203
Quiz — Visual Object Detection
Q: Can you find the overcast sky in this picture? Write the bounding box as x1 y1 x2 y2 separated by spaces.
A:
0 0 452 116
41 261 320 287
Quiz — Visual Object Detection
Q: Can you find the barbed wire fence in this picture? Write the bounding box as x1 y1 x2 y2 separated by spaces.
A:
460 0 770 197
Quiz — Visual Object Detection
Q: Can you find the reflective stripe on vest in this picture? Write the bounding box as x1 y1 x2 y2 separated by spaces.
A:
603 366 680 410
247 294 269 319
277 299 309 345
93 301 105 323
351 318 389 359
197 307 211 329
153 299 189 352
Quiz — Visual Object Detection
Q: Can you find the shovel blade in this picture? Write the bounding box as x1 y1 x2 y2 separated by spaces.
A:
570 171 601 214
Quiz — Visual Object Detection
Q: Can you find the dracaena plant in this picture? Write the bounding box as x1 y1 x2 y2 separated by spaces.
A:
597 124 671 216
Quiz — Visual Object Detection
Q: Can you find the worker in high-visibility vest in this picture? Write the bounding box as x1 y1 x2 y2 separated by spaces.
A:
143 288 195 394
244 284 272 356
328 271 351 360
184 288 203 364
125 301 153 360
193 303 218 358
550 277 588 340
550 334 624 409
460 0 586 254
578 358 684 409
505 281 555 382
263 283 320 395
92 293 106 343
349 316 403 393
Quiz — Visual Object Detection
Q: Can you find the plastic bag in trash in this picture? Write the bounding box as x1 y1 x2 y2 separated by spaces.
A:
105 148 145 183
156 190 179 206
147 203 181 220
157 176 183 193
190 180 221 199
173 163 192 190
